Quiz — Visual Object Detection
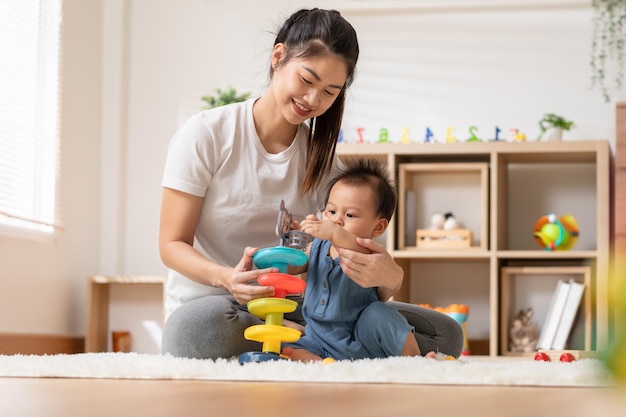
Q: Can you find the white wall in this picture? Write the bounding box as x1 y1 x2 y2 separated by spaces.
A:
1 0 622 343
0 0 102 335
338 1 617 144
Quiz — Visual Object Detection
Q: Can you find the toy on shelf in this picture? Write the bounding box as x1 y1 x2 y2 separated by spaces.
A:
419 303 470 356
400 127 412 144
467 126 480 142
509 128 526 142
379 127 389 143
445 126 457 143
533 213 579 251
356 127 365 143
239 201 313 364
424 127 434 143
417 212 472 249
509 308 539 353
492 126 502 141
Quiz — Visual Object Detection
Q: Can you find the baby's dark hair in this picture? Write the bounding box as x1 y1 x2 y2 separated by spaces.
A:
272 9 359 195
325 158 397 221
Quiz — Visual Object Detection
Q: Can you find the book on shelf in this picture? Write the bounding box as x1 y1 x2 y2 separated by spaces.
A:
552 280 585 350
536 279 571 350
405 190 417 247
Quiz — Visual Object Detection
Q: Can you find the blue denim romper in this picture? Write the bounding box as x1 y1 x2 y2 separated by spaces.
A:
284 239 414 360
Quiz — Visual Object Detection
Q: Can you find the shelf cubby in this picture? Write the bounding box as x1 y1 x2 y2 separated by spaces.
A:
499 265 592 356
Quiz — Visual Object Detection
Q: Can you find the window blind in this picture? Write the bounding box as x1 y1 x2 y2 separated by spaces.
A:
0 0 63 238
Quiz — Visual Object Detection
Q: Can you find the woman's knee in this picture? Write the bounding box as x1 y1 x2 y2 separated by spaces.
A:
161 296 260 360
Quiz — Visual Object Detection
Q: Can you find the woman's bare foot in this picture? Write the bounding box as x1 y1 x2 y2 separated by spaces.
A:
281 346 323 362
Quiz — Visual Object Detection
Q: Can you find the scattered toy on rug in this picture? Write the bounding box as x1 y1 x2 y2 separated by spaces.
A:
534 351 578 362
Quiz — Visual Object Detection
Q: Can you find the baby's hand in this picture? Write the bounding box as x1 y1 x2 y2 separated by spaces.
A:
300 216 336 241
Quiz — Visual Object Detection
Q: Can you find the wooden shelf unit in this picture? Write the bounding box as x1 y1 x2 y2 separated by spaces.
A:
85 275 166 353
336 140 611 356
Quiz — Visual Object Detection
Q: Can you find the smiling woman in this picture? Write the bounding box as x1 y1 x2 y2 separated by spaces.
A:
0 0 63 240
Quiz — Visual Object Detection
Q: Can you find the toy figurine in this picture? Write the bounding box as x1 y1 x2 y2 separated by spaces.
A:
424 127 434 143
467 126 480 142
509 128 527 142
492 126 502 141
509 308 539 353
445 126 457 143
400 127 411 144
430 212 459 230
379 127 389 143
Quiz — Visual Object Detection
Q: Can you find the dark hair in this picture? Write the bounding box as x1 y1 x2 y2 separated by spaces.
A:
272 8 359 195
325 158 397 221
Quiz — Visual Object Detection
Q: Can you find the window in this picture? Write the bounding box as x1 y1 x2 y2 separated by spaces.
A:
0 0 63 239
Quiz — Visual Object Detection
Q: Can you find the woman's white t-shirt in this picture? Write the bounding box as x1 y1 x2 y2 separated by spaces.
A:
162 98 337 319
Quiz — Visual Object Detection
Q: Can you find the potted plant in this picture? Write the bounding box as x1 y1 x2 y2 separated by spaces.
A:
590 1 626 102
537 113 575 141
201 86 250 109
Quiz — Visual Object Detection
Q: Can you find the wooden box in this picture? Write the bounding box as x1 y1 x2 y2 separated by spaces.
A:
416 229 472 248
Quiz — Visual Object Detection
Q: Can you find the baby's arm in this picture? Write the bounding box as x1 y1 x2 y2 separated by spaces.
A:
300 215 370 254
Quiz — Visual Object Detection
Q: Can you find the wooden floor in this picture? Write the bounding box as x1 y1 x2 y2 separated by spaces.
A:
1 378 624 417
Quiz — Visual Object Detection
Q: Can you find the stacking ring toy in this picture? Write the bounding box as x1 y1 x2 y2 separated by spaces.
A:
239 200 311 364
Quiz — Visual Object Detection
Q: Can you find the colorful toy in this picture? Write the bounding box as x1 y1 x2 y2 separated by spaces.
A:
509 128 526 142
400 127 411 144
445 126 456 143
356 127 365 143
424 127 434 143
467 126 480 142
492 126 502 141
534 351 578 362
379 127 389 143
239 201 313 364
533 213 579 251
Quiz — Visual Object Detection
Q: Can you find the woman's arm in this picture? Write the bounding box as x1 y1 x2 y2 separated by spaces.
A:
299 215 402 301
336 239 403 302
159 187 275 304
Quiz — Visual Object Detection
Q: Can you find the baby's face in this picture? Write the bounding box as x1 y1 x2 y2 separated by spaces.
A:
322 181 386 238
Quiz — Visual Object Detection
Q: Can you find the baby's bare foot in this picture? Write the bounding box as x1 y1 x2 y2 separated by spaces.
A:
424 351 437 359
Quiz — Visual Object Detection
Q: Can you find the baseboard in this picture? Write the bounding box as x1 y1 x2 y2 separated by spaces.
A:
0 333 84 355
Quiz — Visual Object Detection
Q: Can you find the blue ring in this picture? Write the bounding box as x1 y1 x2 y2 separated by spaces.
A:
253 246 308 273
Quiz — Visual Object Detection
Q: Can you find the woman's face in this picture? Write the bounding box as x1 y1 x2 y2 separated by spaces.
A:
270 43 348 125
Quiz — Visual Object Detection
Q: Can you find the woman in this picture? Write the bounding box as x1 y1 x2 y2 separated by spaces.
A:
159 8 463 360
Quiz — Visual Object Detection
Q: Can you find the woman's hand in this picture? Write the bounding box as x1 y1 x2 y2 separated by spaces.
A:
227 246 276 305
336 238 403 301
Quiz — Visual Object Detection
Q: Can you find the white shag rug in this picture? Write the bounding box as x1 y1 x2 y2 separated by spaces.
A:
0 353 614 387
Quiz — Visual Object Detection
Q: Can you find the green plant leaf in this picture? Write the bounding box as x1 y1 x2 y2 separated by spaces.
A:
201 87 251 109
